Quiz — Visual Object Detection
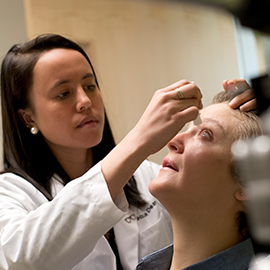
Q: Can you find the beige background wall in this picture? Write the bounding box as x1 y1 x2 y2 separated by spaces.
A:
0 0 28 169
23 0 240 164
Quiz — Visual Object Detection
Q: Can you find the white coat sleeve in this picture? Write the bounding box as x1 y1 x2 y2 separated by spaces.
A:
0 162 128 270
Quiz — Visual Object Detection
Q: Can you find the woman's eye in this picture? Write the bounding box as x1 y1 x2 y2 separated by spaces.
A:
57 91 70 99
200 129 213 140
84 84 96 91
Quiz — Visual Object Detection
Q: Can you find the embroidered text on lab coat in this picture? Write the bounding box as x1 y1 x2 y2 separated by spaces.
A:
125 201 157 223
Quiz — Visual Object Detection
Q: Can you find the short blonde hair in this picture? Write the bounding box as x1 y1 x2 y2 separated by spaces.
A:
212 90 262 141
212 90 262 185
212 90 262 239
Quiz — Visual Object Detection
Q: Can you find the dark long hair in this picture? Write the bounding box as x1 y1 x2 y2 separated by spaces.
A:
1 33 146 207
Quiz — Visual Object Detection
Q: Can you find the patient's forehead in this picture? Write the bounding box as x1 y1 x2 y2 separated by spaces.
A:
200 103 240 134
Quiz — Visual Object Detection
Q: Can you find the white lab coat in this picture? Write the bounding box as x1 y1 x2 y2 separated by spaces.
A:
0 160 172 270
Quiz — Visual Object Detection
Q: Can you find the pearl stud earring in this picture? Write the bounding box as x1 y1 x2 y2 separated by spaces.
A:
30 127 39 135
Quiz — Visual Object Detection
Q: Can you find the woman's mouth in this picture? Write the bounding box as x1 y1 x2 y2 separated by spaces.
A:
162 157 178 172
77 116 98 128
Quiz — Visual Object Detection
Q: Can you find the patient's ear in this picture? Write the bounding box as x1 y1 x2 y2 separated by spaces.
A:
18 108 35 128
235 188 248 202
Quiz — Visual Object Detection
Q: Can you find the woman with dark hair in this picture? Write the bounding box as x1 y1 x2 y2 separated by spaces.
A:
0 33 204 270
135 89 263 270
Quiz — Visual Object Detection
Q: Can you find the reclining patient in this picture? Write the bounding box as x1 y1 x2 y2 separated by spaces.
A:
135 90 263 270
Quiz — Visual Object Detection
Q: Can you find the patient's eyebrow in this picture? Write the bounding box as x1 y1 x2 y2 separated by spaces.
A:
202 118 225 133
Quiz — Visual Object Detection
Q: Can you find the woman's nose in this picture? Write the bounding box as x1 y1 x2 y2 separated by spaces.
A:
167 133 185 154
76 87 92 112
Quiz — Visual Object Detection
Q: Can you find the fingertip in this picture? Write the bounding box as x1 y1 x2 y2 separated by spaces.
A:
222 80 230 91
239 104 247 112
239 101 255 112
228 100 237 109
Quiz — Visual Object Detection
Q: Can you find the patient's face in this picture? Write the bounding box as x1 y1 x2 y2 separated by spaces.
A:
149 103 242 212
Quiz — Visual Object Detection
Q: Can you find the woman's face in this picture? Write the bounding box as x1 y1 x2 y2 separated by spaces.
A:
149 103 243 213
20 48 105 154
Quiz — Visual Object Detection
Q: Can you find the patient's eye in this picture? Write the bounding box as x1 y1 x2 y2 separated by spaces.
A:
200 129 213 141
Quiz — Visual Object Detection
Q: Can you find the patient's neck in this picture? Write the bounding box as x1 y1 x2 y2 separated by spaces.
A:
169 210 243 270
